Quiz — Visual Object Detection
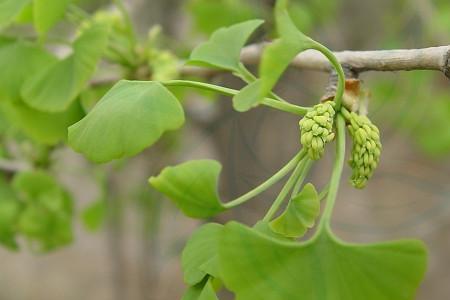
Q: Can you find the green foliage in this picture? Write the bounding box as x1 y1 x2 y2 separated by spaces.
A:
8 171 74 252
269 183 319 238
81 199 106 232
188 19 264 72
232 79 262 112
182 223 223 285
187 0 261 35
33 0 71 35
22 23 110 112
149 160 226 218
68 80 185 163
219 222 427 300
182 277 219 300
0 0 31 28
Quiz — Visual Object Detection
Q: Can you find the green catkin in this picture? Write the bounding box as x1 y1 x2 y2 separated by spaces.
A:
299 101 336 160
347 112 382 188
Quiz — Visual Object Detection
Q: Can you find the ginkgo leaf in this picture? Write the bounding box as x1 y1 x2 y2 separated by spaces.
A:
0 0 31 28
149 160 226 218
0 41 56 102
68 80 185 163
0 100 84 145
219 222 427 300
22 23 110 112
182 277 219 300
33 0 71 35
270 183 319 238
188 19 264 71
259 0 314 98
232 79 262 112
182 223 223 285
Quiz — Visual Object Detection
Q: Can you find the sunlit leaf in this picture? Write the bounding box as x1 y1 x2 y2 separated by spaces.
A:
270 183 319 238
188 19 264 71
0 0 31 28
149 160 226 218
182 223 223 285
69 80 185 163
219 222 427 300
33 0 71 35
22 23 110 112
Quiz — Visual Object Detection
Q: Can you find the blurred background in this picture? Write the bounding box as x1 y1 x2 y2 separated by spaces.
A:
0 0 449 299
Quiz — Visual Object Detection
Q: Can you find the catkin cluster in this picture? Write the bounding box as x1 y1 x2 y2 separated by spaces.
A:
347 112 382 188
299 101 336 160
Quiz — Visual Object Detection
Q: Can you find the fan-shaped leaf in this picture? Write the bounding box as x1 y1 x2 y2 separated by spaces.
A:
259 0 314 98
182 223 223 285
149 160 226 218
270 183 319 238
188 19 264 71
22 23 110 112
219 222 427 300
182 278 219 300
68 80 184 163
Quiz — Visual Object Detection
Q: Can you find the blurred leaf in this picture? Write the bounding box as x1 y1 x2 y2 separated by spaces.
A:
219 222 427 300
0 0 31 28
270 183 319 238
79 84 111 113
182 223 223 285
187 0 261 35
81 199 106 232
0 178 21 250
69 80 185 163
149 50 179 81
188 19 264 72
34 0 71 35
13 170 73 252
0 100 84 145
149 160 226 218
22 22 110 112
0 41 56 103
232 79 261 112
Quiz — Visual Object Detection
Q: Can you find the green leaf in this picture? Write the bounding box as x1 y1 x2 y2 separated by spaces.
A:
232 79 262 112
0 0 31 28
187 0 261 35
149 160 226 218
219 222 427 300
13 170 73 252
188 19 264 71
270 183 319 238
0 41 56 103
0 100 84 145
182 278 219 300
33 0 71 35
22 23 110 112
0 177 21 250
81 199 106 232
182 223 223 285
68 80 185 163
259 0 314 98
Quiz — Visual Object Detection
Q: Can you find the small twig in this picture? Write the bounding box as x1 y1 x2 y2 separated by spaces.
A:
0 159 31 173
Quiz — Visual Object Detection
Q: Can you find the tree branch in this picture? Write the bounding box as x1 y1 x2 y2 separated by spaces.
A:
241 44 450 77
